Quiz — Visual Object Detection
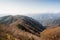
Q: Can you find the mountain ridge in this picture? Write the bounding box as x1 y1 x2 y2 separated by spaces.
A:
0 15 45 37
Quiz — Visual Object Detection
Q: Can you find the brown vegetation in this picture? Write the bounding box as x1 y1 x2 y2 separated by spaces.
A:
0 15 45 40
0 22 40 40
40 26 60 40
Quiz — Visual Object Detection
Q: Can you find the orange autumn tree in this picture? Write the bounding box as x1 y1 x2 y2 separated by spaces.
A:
40 26 60 40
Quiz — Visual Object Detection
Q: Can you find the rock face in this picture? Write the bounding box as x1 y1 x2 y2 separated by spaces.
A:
0 15 45 36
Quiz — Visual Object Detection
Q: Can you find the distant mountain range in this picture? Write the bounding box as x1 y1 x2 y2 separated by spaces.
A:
27 13 60 26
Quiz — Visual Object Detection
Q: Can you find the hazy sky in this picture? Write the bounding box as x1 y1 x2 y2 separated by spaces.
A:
0 0 60 15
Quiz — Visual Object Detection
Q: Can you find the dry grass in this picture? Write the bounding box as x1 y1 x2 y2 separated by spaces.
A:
40 26 60 40
0 23 40 40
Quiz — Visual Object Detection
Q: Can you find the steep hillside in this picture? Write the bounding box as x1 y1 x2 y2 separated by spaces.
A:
0 15 45 40
9 19 43 36
0 15 45 33
40 26 60 40
0 23 40 40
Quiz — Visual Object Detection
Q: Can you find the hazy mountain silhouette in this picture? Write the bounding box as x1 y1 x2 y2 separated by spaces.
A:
27 13 60 26
51 18 60 26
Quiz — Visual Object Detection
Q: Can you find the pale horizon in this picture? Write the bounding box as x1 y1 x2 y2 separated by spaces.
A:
0 0 60 15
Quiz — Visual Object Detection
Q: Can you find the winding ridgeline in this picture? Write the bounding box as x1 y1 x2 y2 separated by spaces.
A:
0 15 45 40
